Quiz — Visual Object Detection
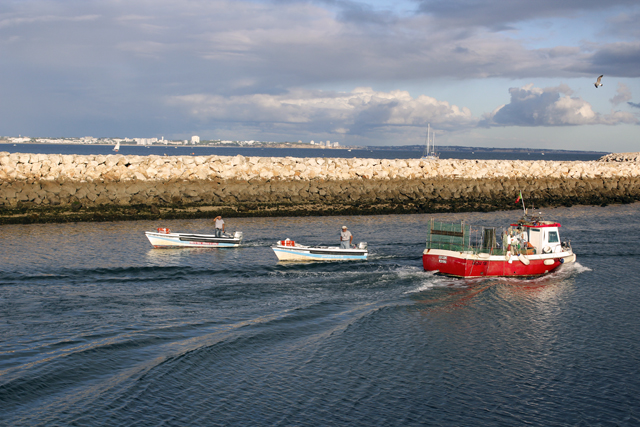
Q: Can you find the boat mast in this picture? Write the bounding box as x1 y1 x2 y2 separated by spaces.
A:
427 124 430 156
432 131 435 156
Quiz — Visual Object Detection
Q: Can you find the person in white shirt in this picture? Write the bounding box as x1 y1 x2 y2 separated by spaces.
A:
214 216 225 237
340 226 353 249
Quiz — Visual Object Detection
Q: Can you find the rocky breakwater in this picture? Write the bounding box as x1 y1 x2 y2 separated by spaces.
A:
598 152 640 162
1 151 639 224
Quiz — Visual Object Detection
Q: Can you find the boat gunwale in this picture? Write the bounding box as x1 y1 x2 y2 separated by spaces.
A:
423 247 574 261
272 244 367 255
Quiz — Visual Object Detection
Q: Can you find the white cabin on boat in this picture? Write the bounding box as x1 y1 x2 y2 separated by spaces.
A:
511 220 563 254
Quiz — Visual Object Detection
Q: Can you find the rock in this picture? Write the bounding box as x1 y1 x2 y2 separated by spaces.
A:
1 152 640 214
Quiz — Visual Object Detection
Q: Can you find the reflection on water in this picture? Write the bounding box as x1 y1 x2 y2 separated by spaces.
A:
144 246 242 264
495 263 586 302
409 261 585 313
410 280 494 311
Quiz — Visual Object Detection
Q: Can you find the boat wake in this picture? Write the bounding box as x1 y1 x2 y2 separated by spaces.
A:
403 260 590 295
493 260 590 287
568 261 591 273
395 266 472 294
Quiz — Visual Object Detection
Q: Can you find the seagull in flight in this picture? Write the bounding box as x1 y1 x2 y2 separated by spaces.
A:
594 75 603 88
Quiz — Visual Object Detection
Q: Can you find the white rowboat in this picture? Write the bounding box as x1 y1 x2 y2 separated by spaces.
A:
272 239 368 261
145 229 243 248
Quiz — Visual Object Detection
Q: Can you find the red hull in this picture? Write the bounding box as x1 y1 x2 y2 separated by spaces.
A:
422 252 565 278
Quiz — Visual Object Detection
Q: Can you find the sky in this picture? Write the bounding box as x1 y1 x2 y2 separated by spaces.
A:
1 0 639 151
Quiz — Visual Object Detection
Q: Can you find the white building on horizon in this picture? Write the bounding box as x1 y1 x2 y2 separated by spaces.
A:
135 138 157 145
11 137 31 143
191 135 200 144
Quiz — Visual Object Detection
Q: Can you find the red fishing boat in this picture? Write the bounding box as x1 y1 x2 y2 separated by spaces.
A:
422 211 576 278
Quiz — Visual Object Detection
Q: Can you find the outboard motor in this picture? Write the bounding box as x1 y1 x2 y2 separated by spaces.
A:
358 242 368 249
234 231 243 240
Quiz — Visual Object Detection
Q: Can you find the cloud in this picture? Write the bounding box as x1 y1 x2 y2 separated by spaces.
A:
168 87 478 135
0 0 639 147
1 0 637 94
482 83 638 126
415 0 640 29
329 0 399 25
584 42 640 77
610 83 632 106
0 14 99 29
628 102 640 109
605 10 640 40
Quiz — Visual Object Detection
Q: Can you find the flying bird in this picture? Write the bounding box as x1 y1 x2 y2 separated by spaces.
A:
594 75 603 88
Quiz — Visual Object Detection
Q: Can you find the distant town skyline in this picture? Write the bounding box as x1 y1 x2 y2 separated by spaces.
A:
1 0 639 152
2 135 344 148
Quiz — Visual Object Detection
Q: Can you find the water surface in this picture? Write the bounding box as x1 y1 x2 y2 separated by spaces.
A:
1 205 639 426
0 143 604 161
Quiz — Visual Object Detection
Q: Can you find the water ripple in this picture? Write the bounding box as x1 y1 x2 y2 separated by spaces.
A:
2 206 640 426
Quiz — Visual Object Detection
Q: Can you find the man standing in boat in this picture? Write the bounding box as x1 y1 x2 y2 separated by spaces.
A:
340 226 353 249
214 216 225 237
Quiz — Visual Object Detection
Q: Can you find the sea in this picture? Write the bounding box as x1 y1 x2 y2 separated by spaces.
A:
0 143 605 161
2 203 640 426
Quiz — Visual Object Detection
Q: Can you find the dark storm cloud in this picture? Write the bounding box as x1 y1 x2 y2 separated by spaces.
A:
629 102 640 109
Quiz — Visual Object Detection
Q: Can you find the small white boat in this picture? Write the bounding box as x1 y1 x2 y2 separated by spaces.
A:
272 239 368 261
145 228 243 248
113 141 120 152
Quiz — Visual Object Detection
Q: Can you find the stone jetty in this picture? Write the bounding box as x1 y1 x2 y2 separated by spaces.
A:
1 151 639 224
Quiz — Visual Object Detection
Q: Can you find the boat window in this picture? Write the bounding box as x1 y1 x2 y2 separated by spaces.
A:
548 231 559 243
530 228 540 233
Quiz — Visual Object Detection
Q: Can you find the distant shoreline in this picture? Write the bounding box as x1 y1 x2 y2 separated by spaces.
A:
1 141 608 156
365 144 607 155
0 140 355 150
